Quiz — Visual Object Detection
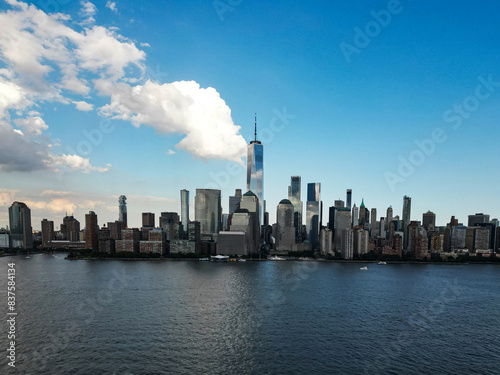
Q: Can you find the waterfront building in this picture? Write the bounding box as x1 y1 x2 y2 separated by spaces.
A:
188 221 201 242
320 228 334 256
195 189 222 235
159 212 181 240
41 219 54 247
140 228 166 254
84 211 98 251
116 229 140 252
275 199 295 251
62 215 80 242
354 228 369 256
217 232 247 256
341 228 354 260
9 202 33 249
247 114 264 226
450 226 467 250
108 221 126 240
335 208 352 249
98 228 115 254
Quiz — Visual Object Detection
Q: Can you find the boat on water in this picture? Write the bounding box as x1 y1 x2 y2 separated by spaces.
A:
210 255 230 262
268 255 286 261
360 266 368 270
199 258 210 261
378 261 387 265
238 259 247 262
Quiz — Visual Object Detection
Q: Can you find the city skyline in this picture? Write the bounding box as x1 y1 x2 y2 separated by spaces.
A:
1 1 499 229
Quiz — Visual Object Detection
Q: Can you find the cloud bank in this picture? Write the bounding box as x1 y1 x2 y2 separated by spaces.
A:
0 0 247 173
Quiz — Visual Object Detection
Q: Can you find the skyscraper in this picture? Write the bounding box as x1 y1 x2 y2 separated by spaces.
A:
85 211 98 251
276 199 295 251
346 189 352 210
41 219 54 247
422 211 436 231
247 114 264 227
402 195 411 249
118 195 127 227
180 189 189 236
9 202 32 249
229 189 243 214
142 213 155 228
288 176 303 240
370 208 377 232
352 204 359 227
306 182 321 249
468 213 490 227
195 189 222 235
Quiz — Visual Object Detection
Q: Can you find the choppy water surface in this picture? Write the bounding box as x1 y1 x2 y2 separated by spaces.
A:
0 255 499 374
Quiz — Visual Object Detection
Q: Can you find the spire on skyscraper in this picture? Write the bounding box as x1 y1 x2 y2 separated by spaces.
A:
254 112 257 142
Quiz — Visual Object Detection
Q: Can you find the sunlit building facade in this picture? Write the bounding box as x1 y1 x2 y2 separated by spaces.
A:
247 116 264 227
9 201 33 249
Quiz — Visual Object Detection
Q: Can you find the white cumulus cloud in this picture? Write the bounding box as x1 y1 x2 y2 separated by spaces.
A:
99 80 247 163
106 1 118 14
73 100 94 112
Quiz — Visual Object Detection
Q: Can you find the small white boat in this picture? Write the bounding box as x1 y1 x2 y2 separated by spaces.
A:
378 261 387 265
360 266 368 270
210 255 230 262
269 255 286 261
238 259 247 262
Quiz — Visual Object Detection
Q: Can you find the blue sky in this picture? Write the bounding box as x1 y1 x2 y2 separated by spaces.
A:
0 0 499 230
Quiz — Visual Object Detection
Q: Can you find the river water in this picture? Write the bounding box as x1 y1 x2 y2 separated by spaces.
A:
0 254 499 374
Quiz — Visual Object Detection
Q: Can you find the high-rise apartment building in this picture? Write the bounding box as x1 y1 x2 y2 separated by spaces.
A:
9 202 33 249
85 211 98 251
41 219 54 247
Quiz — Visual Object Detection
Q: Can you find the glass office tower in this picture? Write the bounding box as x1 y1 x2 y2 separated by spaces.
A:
306 182 321 249
195 189 222 235
247 115 264 227
288 176 303 241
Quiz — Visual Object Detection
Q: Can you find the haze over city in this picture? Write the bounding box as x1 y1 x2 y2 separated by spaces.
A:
1 0 499 230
